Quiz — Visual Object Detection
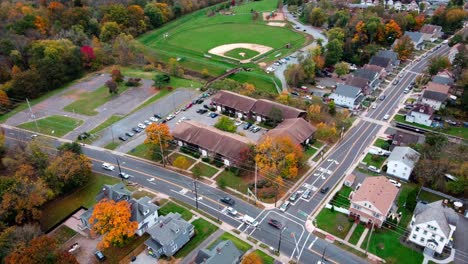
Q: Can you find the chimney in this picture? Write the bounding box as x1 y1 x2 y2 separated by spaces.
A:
419 107 424 113
216 247 221 254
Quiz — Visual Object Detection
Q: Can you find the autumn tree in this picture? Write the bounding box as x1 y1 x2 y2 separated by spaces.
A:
242 251 263 264
428 56 451 75
173 156 190 170
0 224 42 261
334 62 350 77
100 21 121 42
352 21 368 44
327 28 345 43
106 79 119 94
145 123 173 163
308 8 326 27
315 122 338 142
255 136 303 179
89 199 138 248
385 19 402 44
111 68 124 82
45 151 92 194
285 64 305 87
5 235 77 264
0 90 10 107
241 83 255 96
393 35 414 61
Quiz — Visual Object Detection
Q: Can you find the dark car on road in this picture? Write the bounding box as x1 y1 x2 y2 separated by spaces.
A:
320 187 330 194
268 219 283 229
203 104 211 110
220 196 235 206
243 122 253 130
154 114 162 119
119 172 130 179
118 135 129 141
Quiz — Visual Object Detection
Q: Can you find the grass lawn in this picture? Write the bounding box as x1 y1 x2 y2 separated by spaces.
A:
374 138 390 149
63 84 128 116
209 232 252 253
304 146 318 160
104 141 119 150
168 153 197 169
51 225 77 245
174 218 218 258
233 0 278 12
394 115 468 140
216 170 249 193
132 190 156 199
356 167 380 176
127 143 160 161
362 153 386 169
252 249 275 264
18 115 83 137
191 162 219 178
89 115 124 135
224 48 260 60
158 201 193 221
102 233 150 264
316 209 353 239
397 183 419 228
313 140 325 148
348 223 366 245
40 174 119 231
332 186 352 208
418 189 444 203
363 229 423 264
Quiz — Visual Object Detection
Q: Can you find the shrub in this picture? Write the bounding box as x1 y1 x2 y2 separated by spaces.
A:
143 64 156 71
167 86 173 91
125 78 141 87
226 167 240 176
213 159 224 168
202 157 210 163
191 152 201 159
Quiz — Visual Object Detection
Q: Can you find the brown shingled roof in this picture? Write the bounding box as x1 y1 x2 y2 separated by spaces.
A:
420 24 442 34
363 64 384 74
346 76 369 89
411 103 434 116
251 99 306 119
425 82 450 95
351 176 399 215
265 118 317 145
211 90 258 113
172 121 252 163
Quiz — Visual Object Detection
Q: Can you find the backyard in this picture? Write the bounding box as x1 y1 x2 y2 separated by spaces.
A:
18 115 83 137
362 153 387 169
397 183 419 227
174 218 218 258
331 186 352 209
418 189 444 203
316 208 353 239
102 233 150 264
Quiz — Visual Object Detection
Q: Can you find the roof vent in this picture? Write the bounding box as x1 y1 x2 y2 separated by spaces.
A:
419 107 425 113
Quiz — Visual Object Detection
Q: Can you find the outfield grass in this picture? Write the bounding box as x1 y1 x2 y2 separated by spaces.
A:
190 163 219 177
158 201 193 221
225 48 260 60
233 0 278 13
40 174 119 231
348 223 366 245
174 218 218 258
316 209 353 239
362 153 386 169
63 84 128 116
252 249 275 264
209 232 252 252
18 115 83 137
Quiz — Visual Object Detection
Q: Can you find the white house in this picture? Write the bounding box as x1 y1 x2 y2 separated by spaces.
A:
421 82 450 111
329 84 363 109
408 201 459 255
406 104 434 127
420 24 443 42
386 146 420 181
131 197 160 236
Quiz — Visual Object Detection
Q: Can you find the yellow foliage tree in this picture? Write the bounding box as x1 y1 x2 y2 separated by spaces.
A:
241 83 255 96
173 156 190 170
145 123 173 162
242 252 263 264
315 122 338 142
89 199 138 248
276 91 290 105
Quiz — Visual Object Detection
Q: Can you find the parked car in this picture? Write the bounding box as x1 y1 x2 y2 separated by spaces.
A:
290 91 299 97
252 126 261 133
268 219 283 229
95 250 106 262
196 99 204 104
279 201 291 212
379 95 386 101
143 120 152 125
182 103 193 111
226 207 238 216
150 116 159 122
393 79 399 85
220 196 235 206
102 163 115 171
154 114 162 119
289 192 299 202
302 189 311 199
388 179 401 188
166 114 175 121
203 104 211 110
368 165 381 173
383 114 390 120
403 88 410 94
132 127 143 133
404 104 413 110
125 131 135 137
235 120 243 126
137 123 146 129
243 122 253 130
210 113 218 118
433 116 442 121
118 135 129 141
119 172 130 179
320 187 330 194
196 109 208 114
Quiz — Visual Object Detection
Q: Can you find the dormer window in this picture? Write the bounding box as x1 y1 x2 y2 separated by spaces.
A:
143 209 150 216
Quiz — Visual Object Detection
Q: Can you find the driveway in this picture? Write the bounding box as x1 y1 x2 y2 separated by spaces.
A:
63 234 100 264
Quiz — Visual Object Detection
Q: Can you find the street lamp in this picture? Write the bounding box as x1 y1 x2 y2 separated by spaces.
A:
277 226 287 254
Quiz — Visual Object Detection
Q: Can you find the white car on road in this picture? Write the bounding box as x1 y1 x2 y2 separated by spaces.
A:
102 163 115 171
383 114 390 120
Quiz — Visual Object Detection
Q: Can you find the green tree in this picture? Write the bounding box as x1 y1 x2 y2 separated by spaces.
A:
153 74 170 89
144 3 164 28
285 64 305 87
214 116 237 133
327 27 345 42
328 101 336 115
58 142 82 155
334 62 350 77
325 39 343 66
428 56 451 75
100 22 121 42
105 79 119 94
308 8 326 27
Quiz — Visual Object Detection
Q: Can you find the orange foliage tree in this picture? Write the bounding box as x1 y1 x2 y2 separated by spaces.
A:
145 123 173 162
5 235 78 264
0 90 10 107
242 251 263 264
241 83 255 96
315 122 338 142
255 136 304 179
393 35 415 61
352 21 368 44
89 199 138 248
384 19 402 44
34 16 48 35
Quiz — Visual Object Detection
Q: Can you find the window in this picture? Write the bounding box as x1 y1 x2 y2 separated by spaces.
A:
432 234 436 238
393 169 396 173
420 238 425 242
404 167 407 170
439 237 444 243
423 230 427 235
394 164 398 167
412 234 417 239
415 227 420 232
171 244 178 252
427 225 437 231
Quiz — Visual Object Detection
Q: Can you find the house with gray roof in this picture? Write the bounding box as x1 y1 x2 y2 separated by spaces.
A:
346 76 370 95
369 57 392 73
386 146 420 180
79 183 159 236
403 31 425 50
408 201 458 255
354 68 380 89
420 24 443 42
329 84 363 109
194 240 243 264
432 75 454 86
376 50 400 67
145 212 195 258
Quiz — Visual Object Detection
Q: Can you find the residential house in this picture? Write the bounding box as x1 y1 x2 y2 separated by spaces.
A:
79 183 159 236
386 146 420 181
346 76 371 95
344 174 356 187
250 99 306 123
194 240 243 264
390 131 424 151
363 64 387 79
406 0 419 11
406 103 434 127
422 82 450 110
329 84 363 109
211 90 257 119
394 0 402 10
420 24 443 42
265 118 317 146
354 68 380 89
376 50 400 68
145 212 195 258
349 176 399 227
408 201 459 255
403 31 425 50
432 73 454 86
448 43 465 64
172 120 253 166
369 56 392 73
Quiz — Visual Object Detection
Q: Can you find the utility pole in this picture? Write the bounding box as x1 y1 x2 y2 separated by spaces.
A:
111 124 115 143
277 227 284 254
193 180 199 209
116 157 122 174
365 222 374 255
321 246 327 263
26 98 39 132
158 132 166 167
254 162 257 205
